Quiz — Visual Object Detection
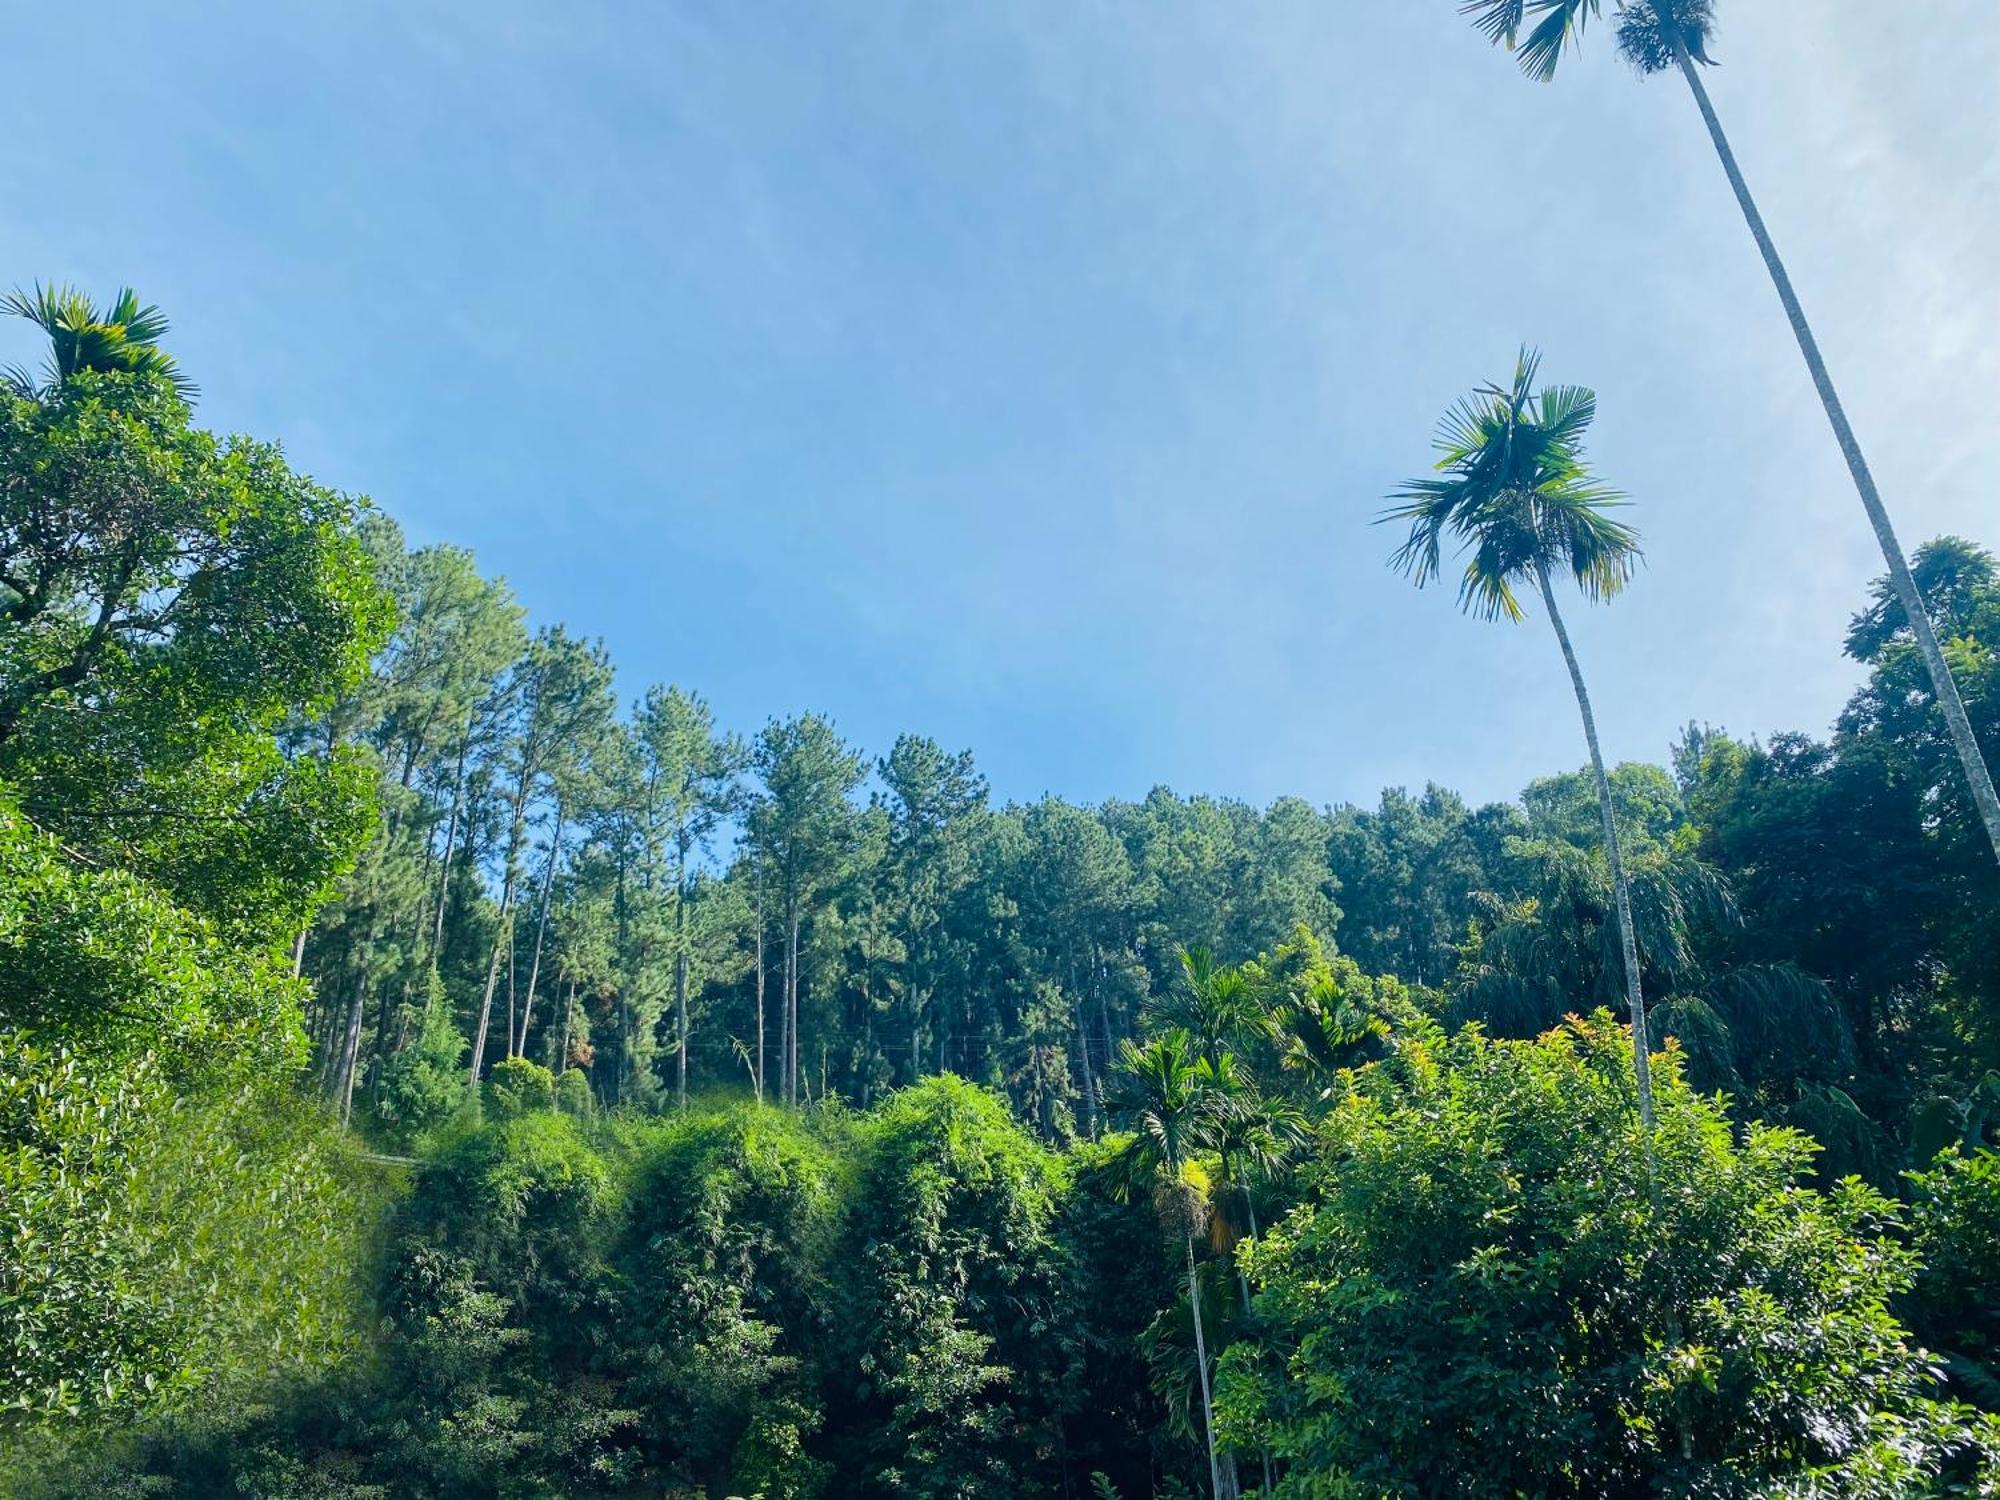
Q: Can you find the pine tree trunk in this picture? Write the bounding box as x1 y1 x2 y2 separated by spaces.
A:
780 901 793 1107
334 963 369 1126
754 875 767 1104
516 800 565 1056
675 834 691 1108
469 914 509 1087
432 708 476 957
1187 1235 1223 1500
1536 560 1656 1130
1665 29 2000 867
787 912 802 1107
467 777 531 1085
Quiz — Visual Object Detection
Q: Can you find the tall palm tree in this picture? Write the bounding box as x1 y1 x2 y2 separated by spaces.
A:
1104 1031 1229 1500
1460 0 2000 868
1154 947 1264 1073
2 283 198 401
1198 1059 1303 1498
1382 349 1660 1128
1268 967 1391 1101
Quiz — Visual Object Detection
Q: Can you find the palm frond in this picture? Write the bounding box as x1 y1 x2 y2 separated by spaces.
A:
1459 0 1528 48
1 280 197 401
1517 0 1602 81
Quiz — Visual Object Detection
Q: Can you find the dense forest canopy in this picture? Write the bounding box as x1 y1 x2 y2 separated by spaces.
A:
4 9 2000 1494
0 287 1995 1497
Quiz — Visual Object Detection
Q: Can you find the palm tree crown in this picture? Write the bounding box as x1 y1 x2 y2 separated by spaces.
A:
2 283 197 401
1382 348 1640 622
1462 0 1714 82
1151 947 1265 1072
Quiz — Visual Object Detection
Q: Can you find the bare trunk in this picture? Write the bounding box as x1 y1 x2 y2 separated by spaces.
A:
786 912 802 1107
1666 33 2000 867
334 937 374 1127
1188 1235 1223 1500
469 916 508 1087
1536 561 1655 1131
516 800 566 1057
675 835 691 1108
467 774 531 1086
432 708 477 957
754 875 767 1104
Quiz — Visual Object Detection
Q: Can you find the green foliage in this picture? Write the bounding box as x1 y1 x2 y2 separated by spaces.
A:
373 993 469 1145
839 1075 1076 1498
482 1056 556 1119
1908 1150 2000 1410
0 367 392 935
0 1037 383 1437
0 802 304 1078
1219 1014 1990 1495
617 1101 841 1496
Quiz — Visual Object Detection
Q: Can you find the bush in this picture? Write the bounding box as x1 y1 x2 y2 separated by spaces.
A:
0 1038 383 1437
482 1056 556 1120
373 987 468 1145
1908 1148 2000 1410
0 804 387 1448
1218 1014 1995 1496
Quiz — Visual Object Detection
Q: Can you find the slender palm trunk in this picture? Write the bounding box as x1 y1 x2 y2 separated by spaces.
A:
1535 561 1656 1130
1665 28 2000 867
1241 1190 1273 1497
1187 1234 1223 1500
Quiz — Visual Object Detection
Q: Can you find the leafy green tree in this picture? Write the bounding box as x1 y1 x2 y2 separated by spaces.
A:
879 735 989 1084
1385 350 1658 1126
838 1075 1076 1498
1907 1148 2000 1412
1326 785 1508 987
0 364 390 936
1219 1013 1996 1495
1460 0 2000 867
616 1102 839 1496
633 685 746 1107
748 715 869 1107
0 806 382 1442
466 627 614 1084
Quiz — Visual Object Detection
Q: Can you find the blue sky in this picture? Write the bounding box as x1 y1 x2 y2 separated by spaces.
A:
8 2 1997 809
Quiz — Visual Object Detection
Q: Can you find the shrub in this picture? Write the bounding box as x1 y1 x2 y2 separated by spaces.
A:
1218 1014 1995 1496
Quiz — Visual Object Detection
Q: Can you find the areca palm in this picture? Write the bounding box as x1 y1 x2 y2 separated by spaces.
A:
1154 946 1264 1073
3 283 197 401
1382 349 1660 1129
1461 0 2000 867
1195 1058 1299 1499
1103 1031 1229 1500
1269 967 1391 1099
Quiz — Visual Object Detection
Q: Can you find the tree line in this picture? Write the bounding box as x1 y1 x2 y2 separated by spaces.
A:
7 1 2000 1488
